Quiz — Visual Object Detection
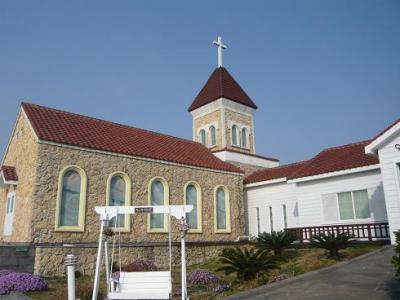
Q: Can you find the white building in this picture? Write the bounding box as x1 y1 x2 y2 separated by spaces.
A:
365 119 400 242
244 129 400 243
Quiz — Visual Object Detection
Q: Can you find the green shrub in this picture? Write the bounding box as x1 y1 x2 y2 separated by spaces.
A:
256 273 269 285
392 230 400 278
311 232 354 259
280 261 302 276
216 247 279 281
257 230 296 255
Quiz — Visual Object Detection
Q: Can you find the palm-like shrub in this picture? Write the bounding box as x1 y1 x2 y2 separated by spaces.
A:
216 247 279 281
311 232 354 259
257 230 296 255
391 230 400 278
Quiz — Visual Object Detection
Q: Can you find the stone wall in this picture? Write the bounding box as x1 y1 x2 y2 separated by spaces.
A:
34 241 249 277
193 109 223 151
31 142 245 244
0 111 39 242
224 109 255 154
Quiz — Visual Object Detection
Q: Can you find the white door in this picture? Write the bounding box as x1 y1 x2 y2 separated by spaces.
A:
3 192 15 236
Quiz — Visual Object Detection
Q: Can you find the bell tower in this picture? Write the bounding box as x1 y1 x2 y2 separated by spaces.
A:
188 66 257 154
188 37 279 173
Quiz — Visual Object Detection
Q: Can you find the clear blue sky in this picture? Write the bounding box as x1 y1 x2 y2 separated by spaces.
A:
0 0 399 164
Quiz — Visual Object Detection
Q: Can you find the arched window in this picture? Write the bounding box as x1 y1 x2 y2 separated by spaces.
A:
241 128 247 148
199 129 206 145
214 186 231 233
209 126 216 146
231 125 238 146
106 172 131 231
148 177 169 232
185 182 202 232
56 166 87 231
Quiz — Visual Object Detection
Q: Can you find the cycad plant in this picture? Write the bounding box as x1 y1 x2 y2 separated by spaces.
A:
216 247 279 281
311 232 354 259
391 230 400 278
257 230 296 255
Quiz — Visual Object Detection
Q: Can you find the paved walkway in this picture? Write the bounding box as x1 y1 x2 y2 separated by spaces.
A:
1 292 32 300
225 246 400 300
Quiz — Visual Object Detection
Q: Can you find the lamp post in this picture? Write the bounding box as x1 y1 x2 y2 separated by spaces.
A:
65 254 77 300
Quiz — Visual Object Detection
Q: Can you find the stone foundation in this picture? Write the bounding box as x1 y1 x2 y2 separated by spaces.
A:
0 244 35 273
34 241 249 277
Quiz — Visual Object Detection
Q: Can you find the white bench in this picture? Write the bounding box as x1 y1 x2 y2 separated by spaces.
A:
109 271 172 300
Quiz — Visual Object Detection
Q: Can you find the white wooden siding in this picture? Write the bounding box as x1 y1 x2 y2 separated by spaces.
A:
375 132 400 242
245 168 387 238
296 169 386 227
246 182 298 237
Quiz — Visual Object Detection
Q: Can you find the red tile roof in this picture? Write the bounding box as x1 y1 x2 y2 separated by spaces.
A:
21 103 243 174
244 160 309 184
1 166 18 182
288 140 379 180
188 67 257 112
245 140 380 184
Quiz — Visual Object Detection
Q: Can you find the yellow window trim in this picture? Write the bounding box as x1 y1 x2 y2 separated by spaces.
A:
147 176 169 233
106 171 132 232
183 181 202 233
214 185 231 234
55 165 87 232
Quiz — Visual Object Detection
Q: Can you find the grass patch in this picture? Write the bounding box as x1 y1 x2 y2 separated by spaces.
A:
27 243 381 300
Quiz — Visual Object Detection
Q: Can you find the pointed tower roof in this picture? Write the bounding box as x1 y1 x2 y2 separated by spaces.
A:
188 67 257 112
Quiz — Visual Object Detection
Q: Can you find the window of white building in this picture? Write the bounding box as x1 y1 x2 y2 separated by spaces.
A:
338 190 370 220
283 204 288 229
269 206 274 233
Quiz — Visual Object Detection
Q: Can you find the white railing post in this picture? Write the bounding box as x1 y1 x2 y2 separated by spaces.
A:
181 237 187 300
104 239 110 291
65 254 77 300
92 219 106 300
180 217 189 300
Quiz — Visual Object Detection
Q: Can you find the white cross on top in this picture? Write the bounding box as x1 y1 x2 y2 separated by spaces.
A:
213 36 227 67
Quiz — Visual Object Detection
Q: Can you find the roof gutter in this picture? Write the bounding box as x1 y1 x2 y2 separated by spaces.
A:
287 164 381 184
365 122 400 154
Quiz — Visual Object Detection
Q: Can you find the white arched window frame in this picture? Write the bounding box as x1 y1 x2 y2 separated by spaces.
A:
106 172 131 232
184 182 202 233
214 185 231 233
209 126 216 147
147 177 170 233
199 129 207 146
55 165 87 232
231 125 239 146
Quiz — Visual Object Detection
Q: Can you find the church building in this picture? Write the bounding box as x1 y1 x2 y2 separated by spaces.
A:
1 38 399 276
